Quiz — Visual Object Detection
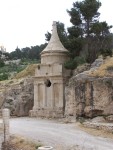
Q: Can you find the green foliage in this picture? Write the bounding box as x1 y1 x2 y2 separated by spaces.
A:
67 37 84 58
21 58 40 65
0 63 27 81
91 21 112 36
0 73 8 81
45 31 51 41
100 49 112 57
67 0 113 63
64 59 77 70
9 44 47 60
0 59 5 67
74 56 86 65
67 0 101 36
64 56 86 70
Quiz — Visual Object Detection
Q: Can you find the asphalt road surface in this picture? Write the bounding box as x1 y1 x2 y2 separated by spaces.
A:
10 117 113 150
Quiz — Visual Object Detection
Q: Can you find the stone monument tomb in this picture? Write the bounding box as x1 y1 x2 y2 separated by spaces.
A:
30 21 70 118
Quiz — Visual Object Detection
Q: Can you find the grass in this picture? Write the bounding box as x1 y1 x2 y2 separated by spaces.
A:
77 122 113 139
14 64 38 79
6 135 42 150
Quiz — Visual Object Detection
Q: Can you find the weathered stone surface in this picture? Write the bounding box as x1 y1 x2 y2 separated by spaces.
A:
91 116 106 123
0 109 10 149
73 63 90 76
65 76 113 118
0 78 34 116
31 21 70 118
65 58 113 119
106 115 113 122
91 58 104 68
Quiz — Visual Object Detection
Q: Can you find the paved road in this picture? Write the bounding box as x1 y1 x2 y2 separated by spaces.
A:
10 117 113 150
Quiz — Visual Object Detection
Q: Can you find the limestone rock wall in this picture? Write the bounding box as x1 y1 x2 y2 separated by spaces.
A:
0 78 34 116
65 75 113 118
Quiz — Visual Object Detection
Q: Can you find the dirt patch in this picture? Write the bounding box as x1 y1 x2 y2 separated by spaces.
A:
2 135 42 150
77 122 113 139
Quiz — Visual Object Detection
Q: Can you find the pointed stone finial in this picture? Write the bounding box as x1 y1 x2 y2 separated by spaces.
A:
41 21 69 64
41 21 68 54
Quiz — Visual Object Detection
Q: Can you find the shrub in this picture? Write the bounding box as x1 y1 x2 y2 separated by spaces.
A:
100 48 112 57
0 59 5 67
64 56 86 70
64 59 77 70
74 56 86 65
0 73 8 81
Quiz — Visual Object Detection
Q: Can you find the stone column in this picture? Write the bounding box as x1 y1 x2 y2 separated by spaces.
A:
2 108 10 142
51 83 54 108
59 82 64 107
33 83 38 109
44 85 47 107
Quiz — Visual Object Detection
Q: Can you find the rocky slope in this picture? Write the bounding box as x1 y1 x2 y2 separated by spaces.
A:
0 63 38 117
1 57 113 120
0 78 34 116
65 57 113 121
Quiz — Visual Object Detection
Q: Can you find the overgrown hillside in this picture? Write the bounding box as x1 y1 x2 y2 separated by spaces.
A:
0 59 38 81
14 64 38 79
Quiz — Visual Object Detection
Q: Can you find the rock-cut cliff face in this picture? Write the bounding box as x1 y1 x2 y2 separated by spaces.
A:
1 57 113 119
65 58 113 119
65 76 113 118
0 78 34 116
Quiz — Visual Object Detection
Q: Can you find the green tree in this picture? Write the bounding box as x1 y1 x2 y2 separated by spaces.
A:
10 46 22 59
67 0 112 63
45 32 51 41
67 0 101 36
0 59 5 67
90 21 113 58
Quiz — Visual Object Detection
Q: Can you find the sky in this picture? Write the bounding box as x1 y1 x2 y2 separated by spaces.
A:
0 0 113 52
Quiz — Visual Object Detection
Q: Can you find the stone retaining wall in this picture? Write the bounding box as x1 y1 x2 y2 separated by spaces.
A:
83 122 113 133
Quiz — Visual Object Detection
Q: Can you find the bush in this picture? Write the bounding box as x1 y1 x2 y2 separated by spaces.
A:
100 48 112 57
64 56 86 70
0 73 8 81
64 59 77 70
0 59 5 67
74 56 86 65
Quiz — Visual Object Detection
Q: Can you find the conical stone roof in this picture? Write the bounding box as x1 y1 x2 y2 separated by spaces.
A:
41 21 68 54
41 21 69 64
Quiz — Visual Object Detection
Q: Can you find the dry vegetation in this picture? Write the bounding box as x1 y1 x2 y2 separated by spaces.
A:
89 57 113 77
14 64 38 79
77 123 113 139
2 135 42 150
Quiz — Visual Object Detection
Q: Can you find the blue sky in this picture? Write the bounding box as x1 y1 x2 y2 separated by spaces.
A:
0 0 113 52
